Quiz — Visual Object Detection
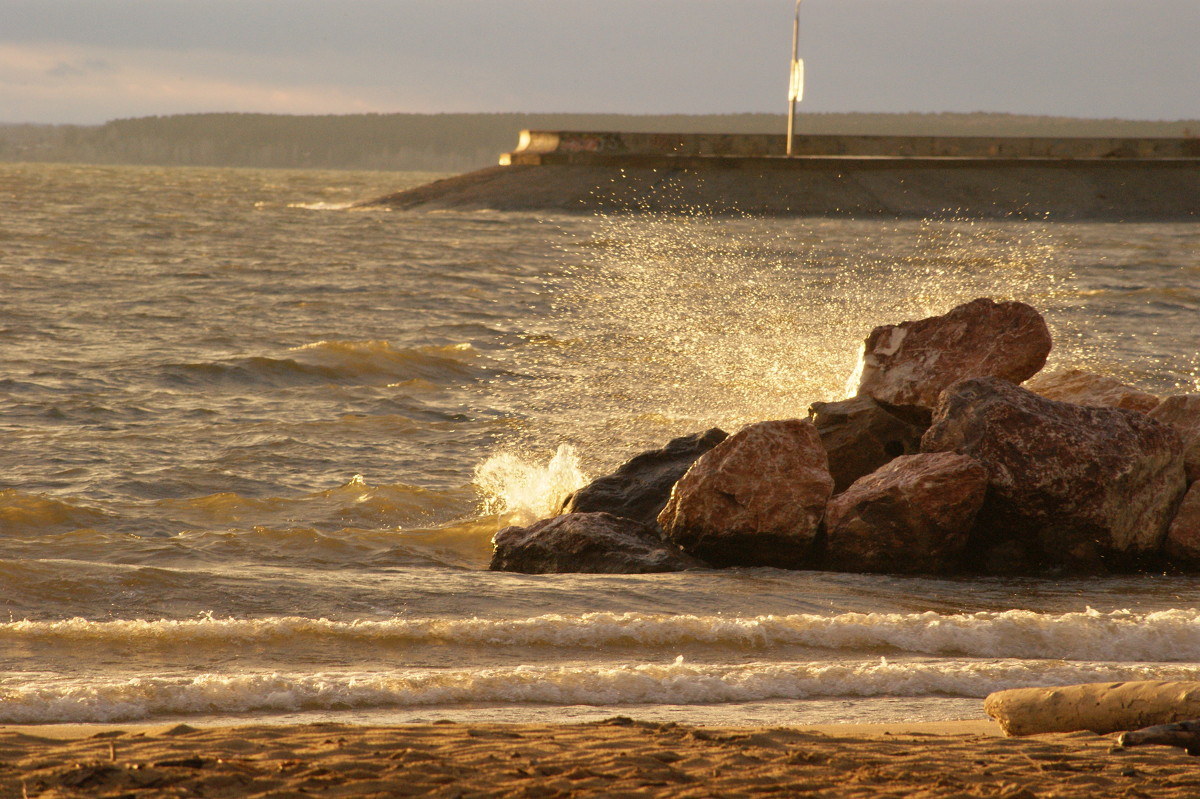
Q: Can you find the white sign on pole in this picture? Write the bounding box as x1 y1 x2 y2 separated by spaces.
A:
789 58 805 102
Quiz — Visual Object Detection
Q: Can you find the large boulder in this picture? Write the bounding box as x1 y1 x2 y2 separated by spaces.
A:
1024 368 1160 413
560 428 728 525
490 512 702 574
657 419 833 568
808 396 927 494
1149 394 1200 483
824 452 989 574
922 377 1187 573
852 298 1052 414
1164 482 1200 568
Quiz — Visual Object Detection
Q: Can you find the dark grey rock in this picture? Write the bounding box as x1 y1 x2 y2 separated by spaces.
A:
809 396 927 494
490 512 704 574
560 428 728 525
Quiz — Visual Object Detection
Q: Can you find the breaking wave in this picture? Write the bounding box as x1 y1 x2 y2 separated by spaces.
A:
5 657 1200 724
161 340 491 388
6 608 1200 662
473 444 589 526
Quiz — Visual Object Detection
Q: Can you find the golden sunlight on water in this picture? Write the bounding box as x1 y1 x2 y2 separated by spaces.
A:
4 164 1200 729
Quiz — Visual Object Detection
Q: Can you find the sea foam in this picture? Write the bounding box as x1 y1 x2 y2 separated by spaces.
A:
5 608 1200 662
473 444 589 525
4 657 1200 724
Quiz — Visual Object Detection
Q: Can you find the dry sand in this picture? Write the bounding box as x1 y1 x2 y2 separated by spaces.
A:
1 717 1196 798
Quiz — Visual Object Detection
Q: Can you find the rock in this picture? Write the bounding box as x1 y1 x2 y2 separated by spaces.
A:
1149 394 1200 483
657 419 833 568
824 452 989 574
922 377 1187 573
852 297 1052 413
490 512 702 574
560 428 728 525
1165 482 1200 568
1024 368 1160 413
809 396 927 494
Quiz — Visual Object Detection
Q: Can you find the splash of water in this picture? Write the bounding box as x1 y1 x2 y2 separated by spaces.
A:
479 180 1197 511
473 444 589 526
534 196 1079 461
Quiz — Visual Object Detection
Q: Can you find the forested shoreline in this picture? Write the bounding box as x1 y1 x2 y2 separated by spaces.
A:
2 112 1196 172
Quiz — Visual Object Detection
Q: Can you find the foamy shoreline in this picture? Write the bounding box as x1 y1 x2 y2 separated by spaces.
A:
0 717 1001 741
3 718 1197 798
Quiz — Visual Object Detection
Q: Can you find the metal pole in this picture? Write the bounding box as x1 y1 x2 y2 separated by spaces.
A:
786 0 801 156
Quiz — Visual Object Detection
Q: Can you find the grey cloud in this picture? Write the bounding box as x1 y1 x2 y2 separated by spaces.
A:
46 58 115 79
3 0 1196 121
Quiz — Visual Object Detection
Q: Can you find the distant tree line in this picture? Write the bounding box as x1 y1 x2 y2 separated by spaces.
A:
1 112 1196 172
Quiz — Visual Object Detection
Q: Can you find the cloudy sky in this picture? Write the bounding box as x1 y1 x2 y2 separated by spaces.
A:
3 0 1198 124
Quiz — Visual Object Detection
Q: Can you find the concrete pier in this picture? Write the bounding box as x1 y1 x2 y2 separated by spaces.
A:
362 131 1200 220
503 130 1200 162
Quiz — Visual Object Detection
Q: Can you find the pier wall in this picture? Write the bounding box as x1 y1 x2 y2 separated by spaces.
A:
504 130 1200 163
364 131 1200 220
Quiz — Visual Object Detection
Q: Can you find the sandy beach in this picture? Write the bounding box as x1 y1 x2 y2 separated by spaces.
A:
2 718 1197 798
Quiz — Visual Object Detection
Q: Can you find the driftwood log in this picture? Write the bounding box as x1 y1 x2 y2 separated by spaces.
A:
985 681 1200 736
1119 719 1200 755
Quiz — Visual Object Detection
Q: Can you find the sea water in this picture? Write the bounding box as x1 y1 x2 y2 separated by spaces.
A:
1 162 1198 727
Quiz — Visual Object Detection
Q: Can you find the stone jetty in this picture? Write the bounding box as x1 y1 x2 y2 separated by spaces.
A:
360 131 1200 220
490 297 1200 577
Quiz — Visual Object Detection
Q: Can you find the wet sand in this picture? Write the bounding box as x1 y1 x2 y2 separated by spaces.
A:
2 718 1197 798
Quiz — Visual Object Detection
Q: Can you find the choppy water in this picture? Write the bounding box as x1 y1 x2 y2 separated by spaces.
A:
1 161 1199 727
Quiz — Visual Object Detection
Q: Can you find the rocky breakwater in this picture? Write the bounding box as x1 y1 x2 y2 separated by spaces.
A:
490 297 1200 576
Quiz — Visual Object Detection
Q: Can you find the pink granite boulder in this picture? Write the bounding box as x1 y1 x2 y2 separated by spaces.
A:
824 452 989 574
1149 394 1200 483
922 377 1187 573
490 512 704 574
853 298 1052 414
1024 368 1160 413
1165 483 1200 568
657 419 833 568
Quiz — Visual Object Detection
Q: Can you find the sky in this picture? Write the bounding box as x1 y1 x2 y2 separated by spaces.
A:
2 0 1198 125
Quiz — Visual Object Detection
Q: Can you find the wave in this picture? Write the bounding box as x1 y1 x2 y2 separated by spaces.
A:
287 201 355 211
0 477 478 541
154 476 474 533
0 490 111 536
6 608 1200 662
160 340 493 388
4 657 1199 724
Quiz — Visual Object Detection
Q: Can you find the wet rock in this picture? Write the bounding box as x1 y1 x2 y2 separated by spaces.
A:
853 298 1052 413
1149 394 1200 483
922 377 1187 573
560 428 728 525
657 419 833 568
808 396 927 494
824 452 989 574
1024 368 1160 413
1164 483 1200 568
490 512 702 574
